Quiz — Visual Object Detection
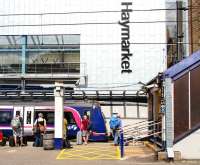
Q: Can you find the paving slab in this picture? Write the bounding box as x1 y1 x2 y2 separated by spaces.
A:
0 142 200 165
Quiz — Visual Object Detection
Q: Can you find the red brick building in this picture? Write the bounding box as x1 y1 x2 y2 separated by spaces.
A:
189 0 200 54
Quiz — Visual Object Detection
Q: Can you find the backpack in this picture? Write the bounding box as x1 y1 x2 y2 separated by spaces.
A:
109 117 120 130
11 117 21 130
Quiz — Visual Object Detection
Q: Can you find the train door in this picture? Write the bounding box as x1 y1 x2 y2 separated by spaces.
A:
24 107 34 136
64 111 78 138
13 107 24 119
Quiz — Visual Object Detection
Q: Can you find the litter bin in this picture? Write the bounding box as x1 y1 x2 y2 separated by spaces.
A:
43 131 54 150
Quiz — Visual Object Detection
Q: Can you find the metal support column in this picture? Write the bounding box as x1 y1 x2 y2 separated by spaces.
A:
119 130 124 158
21 35 27 75
54 81 64 149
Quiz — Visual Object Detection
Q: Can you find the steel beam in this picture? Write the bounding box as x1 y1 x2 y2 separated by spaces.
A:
21 35 27 75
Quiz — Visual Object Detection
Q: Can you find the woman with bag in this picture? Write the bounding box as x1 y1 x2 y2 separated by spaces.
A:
33 113 46 147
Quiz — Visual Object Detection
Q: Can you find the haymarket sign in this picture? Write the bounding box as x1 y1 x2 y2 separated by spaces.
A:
119 2 132 74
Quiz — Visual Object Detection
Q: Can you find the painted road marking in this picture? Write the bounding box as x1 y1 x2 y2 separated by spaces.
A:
56 145 120 160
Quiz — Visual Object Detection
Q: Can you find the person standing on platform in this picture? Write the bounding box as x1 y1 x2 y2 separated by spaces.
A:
11 111 25 146
33 113 46 147
63 116 72 148
81 115 90 145
109 114 122 146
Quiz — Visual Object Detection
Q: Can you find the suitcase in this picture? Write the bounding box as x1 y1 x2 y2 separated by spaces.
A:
76 131 82 145
9 136 15 147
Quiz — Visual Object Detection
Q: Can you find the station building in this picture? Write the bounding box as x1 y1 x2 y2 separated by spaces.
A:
0 0 189 128
0 0 169 126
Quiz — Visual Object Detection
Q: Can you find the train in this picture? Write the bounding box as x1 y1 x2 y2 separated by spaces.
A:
0 104 107 141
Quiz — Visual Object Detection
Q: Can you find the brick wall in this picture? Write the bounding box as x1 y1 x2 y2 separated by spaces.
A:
189 0 200 53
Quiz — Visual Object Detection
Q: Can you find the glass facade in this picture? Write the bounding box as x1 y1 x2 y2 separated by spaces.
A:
166 0 189 67
0 34 80 74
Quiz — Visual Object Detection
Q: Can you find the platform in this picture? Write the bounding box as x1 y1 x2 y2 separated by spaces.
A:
56 143 120 160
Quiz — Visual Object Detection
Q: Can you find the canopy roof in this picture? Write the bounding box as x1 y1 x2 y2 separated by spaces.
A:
164 50 200 79
0 34 80 49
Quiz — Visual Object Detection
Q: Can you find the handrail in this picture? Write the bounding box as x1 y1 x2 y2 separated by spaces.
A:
123 120 149 128
123 120 154 131
122 120 162 143
126 131 162 142
124 128 160 140
123 122 161 134
123 120 159 133
124 128 160 138
119 120 162 158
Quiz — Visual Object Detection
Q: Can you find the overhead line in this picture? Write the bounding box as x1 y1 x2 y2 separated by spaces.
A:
0 19 197 28
0 6 199 17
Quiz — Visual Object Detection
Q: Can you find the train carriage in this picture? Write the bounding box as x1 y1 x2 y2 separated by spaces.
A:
0 104 107 142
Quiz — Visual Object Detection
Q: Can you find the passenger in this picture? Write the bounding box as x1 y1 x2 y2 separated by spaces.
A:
109 114 122 146
81 115 90 145
11 111 25 146
33 113 46 147
63 117 72 148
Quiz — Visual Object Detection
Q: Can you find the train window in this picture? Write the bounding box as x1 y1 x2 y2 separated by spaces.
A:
46 112 54 125
16 110 21 116
34 111 54 125
26 111 32 124
0 111 12 124
64 112 76 124
83 110 91 119
34 111 76 125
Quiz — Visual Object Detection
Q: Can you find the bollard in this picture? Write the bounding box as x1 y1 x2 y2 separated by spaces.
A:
119 130 124 158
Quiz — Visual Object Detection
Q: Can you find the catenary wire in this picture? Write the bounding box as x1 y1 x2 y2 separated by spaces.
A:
0 6 199 17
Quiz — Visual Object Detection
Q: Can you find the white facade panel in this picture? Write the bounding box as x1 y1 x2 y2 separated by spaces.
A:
126 106 138 118
174 129 200 159
139 106 148 118
0 0 167 91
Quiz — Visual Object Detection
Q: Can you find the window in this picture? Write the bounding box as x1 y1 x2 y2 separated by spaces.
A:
34 111 76 125
26 111 32 124
64 112 76 124
46 112 54 125
16 110 21 116
34 111 54 125
0 111 12 124
83 108 91 119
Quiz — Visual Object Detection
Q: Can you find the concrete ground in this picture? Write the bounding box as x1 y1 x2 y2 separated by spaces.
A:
0 142 200 165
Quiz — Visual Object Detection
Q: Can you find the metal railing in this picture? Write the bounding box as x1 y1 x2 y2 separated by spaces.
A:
119 120 162 158
123 120 161 143
0 62 86 75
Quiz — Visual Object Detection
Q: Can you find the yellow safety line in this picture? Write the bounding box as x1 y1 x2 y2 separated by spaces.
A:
56 149 66 160
116 147 121 159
